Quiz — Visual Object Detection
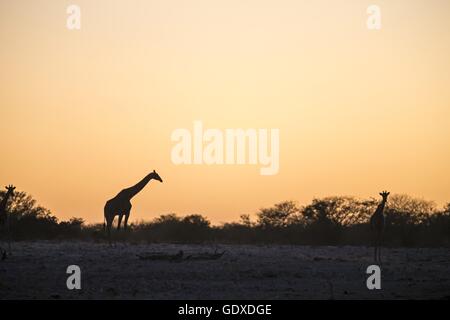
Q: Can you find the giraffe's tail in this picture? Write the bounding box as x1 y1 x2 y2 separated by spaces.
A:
103 216 106 232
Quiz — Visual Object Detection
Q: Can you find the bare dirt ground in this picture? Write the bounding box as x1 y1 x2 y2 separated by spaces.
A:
0 241 449 299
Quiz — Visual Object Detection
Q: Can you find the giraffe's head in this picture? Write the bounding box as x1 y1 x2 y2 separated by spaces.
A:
151 170 163 183
5 185 15 196
379 191 390 202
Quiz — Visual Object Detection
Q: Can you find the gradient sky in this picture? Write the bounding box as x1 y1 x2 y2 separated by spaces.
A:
1 0 449 224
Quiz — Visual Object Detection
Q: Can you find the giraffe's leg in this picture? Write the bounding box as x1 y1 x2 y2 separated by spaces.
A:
376 233 382 264
378 236 382 264
0 245 4 258
124 211 130 230
373 233 378 262
117 214 123 230
378 245 381 265
105 213 115 245
106 216 114 245
104 205 115 245
6 214 12 255
107 223 111 243
7 239 11 256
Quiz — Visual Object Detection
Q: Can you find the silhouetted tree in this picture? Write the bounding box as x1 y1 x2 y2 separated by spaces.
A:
239 214 253 227
385 194 436 226
302 196 377 226
0 189 59 240
58 217 85 238
179 214 211 242
257 201 299 228
1 188 448 246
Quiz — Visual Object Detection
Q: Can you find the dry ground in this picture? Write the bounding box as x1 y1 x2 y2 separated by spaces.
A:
0 241 449 299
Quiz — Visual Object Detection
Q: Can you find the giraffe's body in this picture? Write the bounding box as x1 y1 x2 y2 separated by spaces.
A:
370 191 389 263
0 185 15 260
104 170 162 241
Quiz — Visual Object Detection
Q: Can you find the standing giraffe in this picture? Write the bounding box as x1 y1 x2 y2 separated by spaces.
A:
370 191 389 263
104 170 163 242
0 185 15 260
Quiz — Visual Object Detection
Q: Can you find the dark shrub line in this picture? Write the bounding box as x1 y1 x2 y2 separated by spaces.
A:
1 191 449 246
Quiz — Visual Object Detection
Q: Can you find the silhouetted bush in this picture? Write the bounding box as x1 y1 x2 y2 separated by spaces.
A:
0 190 59 240
1 189 449 247
130 213 212 243
58 217 85 239
257 201 300 227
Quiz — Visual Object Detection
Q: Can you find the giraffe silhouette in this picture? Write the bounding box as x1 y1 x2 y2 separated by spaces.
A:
104 170 163 242
0 185 15 260
370 191 389 263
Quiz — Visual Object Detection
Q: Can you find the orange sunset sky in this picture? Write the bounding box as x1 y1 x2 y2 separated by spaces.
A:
1 0 449 224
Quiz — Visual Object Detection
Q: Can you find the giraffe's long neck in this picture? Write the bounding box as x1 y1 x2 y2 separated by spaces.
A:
375 199 386 215
122 173 154 199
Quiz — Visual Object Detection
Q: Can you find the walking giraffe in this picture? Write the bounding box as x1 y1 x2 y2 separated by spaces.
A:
370 191 389 263
104 170 163 242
